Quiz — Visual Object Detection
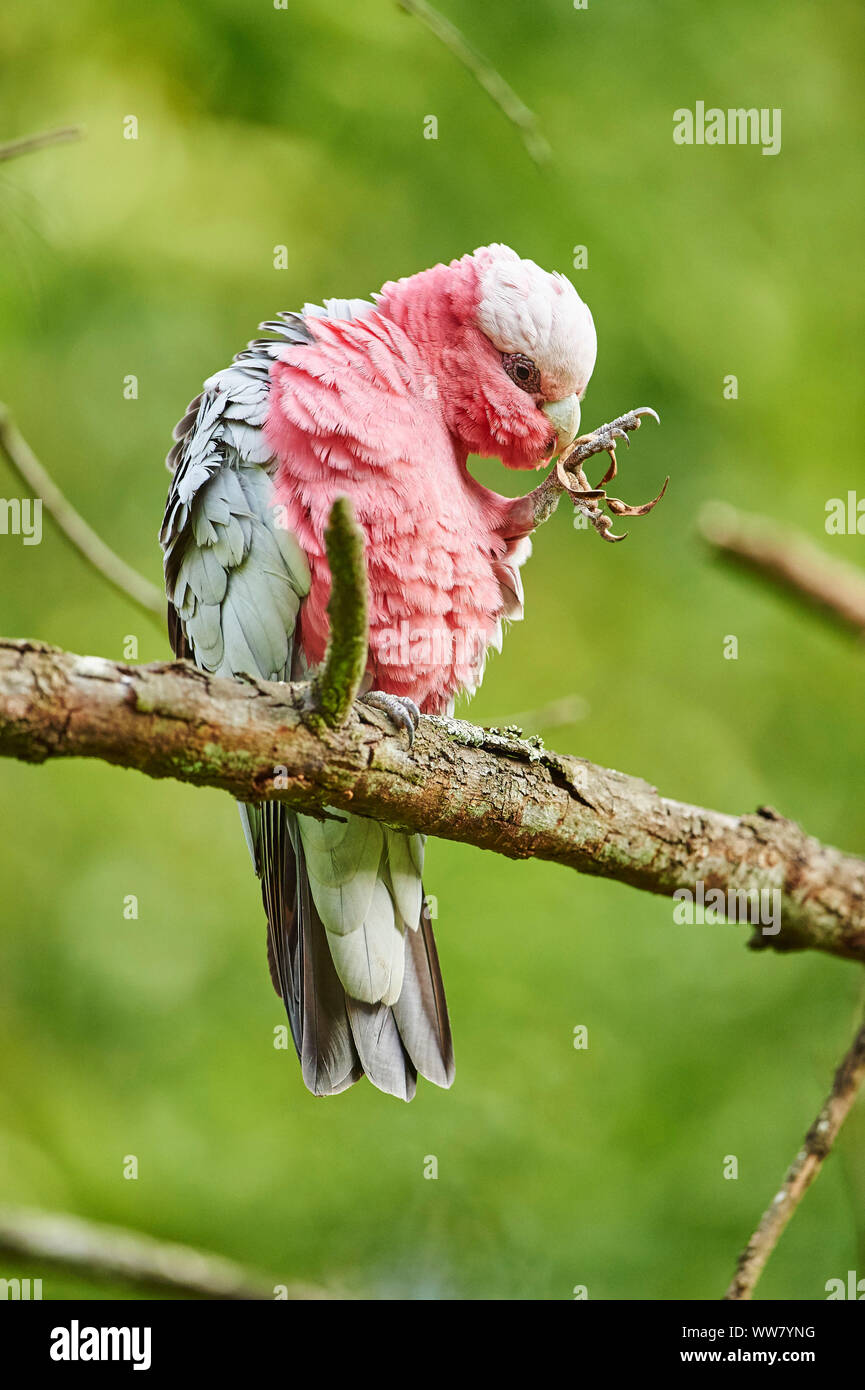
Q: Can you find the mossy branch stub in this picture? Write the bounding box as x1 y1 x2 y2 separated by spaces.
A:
314 496 370 728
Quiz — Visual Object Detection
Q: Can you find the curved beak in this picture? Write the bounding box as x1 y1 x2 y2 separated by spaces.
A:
541 394 581 453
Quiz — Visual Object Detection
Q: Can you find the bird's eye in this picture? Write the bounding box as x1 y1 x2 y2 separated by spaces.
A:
502 353 541 394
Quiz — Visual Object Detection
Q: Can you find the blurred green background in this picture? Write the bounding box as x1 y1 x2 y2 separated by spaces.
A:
1 0 863 1301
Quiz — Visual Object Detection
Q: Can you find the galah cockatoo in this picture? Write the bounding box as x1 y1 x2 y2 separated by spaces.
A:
161 244 653 1101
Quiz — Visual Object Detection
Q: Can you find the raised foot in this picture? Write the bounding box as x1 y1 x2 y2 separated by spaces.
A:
556 407 667 543
360 691 421 747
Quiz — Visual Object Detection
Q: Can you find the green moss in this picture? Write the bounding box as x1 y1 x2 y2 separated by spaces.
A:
315 498 369 728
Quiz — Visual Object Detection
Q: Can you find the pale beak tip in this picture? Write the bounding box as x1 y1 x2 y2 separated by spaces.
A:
541 394 581 451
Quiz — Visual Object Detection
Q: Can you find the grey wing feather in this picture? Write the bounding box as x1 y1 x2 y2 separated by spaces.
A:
161 333 325 1078
161 365 309 685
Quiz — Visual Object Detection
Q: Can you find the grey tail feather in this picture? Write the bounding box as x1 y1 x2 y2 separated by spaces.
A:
259 800 302 1054
392 898 455 1089
295 839 364 1096
346 998 418 1102
256 805 453 1100
257 804 361 1095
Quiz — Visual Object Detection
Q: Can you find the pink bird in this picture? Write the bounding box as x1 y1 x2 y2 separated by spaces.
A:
162 244 597 1099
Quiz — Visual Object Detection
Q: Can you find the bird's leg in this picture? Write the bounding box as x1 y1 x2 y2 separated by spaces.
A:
504 406 665 544
359 691 421 747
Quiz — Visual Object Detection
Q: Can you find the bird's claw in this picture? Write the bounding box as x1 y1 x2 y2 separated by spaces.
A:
565 407 660 464
605 475 670 518
360 691 421 747
555 459 605 498
555 406 665 544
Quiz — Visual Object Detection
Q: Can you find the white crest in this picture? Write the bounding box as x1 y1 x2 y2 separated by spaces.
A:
473 244 597 398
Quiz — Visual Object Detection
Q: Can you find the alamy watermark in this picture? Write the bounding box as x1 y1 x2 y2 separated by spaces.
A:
374 619 489 671
0 1276 42 1299
825 491 865 535
50 1321 151 1370
825 1270 865 1299
673 881 780 935
673 102 782 156
0 497 42 545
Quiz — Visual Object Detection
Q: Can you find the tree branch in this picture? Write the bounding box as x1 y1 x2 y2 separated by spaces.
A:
699 501 865 641
724 1003 865 1300
397 0 551 165
0 128 163 625
0 1205 331 1301
0 125 84 163
0 403 164 623
1 637 863 964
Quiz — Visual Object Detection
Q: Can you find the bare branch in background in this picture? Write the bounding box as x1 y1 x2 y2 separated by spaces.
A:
0 138 165 619
0 1206 333 1301
489 692 590 734
0 403 164 622
0 125 84 163
397 0 551 165
699 501 865 640
2 637 864 966
725 1005 865 1300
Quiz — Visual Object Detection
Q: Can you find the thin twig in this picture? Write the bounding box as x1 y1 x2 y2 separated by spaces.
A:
724 1006 865 1300
0 402 164 622
2 639 865 966
313 497 370 727
397 0 551 165
699 501 865 640
488 693 590 734
0 1205 332 1300
0 125 84 163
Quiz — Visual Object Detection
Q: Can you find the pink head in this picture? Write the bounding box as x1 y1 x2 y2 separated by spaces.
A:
376 244 597 468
